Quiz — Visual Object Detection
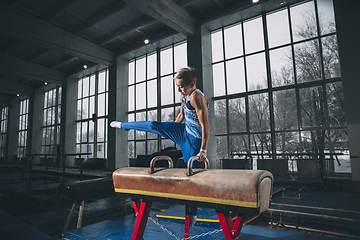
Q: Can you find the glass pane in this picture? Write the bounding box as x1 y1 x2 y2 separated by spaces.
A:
90 75 95 95
136 142 146 156
97 118 105 142
136 57 146 83
97 143 104 158
295 40 322 83
83 77 89 97
77 100 82 120
273 89 298 130
216 136 228 160
128 113 135 140
147 79 157 108
322 35 340 79
161 139 174 150
136 112 146 140
57 125 60 145
147 53 157 79
174 42 187 72
246 53 267 91
128 141 135 158
76 122 81 143
213 63 225 97
147 140 158 155
270 46 294 87
129 61 135 84
57 105 61 124
224 24 243 59
58 87 62 103
147 110 158 139
250 133 272 155
229 135 249 157
275 132 300 153
128 85 134 111
214 99 227 134
81 122 88 142
211 30 223 62
229 98 246 133
244 17 264 54
249 93 270 132
161 48 173 76
267 8 291 48
98 94 105 116
78 79 82 98
300 86 325 128
317 0 336 35
98 71 106 93
326 129 349 173
89 121 94 142
147 110 157 121
82 98 88 119
226 58 246 94
161 107 174 122
301 130 326 154
161 75 174 106
327 82 346 127
89 96 95 117
174 78 181 103
290 1 317 42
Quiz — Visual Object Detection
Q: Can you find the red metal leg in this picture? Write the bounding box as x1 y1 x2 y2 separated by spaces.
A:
131 199 152 240
184 205 190 239
216 210 245 240
132 199 141 216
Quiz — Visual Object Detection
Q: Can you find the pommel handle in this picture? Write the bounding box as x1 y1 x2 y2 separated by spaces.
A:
150 156 173 173
187 156 210 176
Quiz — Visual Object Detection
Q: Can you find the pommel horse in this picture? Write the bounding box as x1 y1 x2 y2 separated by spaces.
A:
113 156 273 240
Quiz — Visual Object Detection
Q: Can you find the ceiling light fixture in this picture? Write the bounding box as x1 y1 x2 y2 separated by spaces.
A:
252 0 259 3
84 64 88 69
144 39 149 44
44 82 48 85
16 93 20 97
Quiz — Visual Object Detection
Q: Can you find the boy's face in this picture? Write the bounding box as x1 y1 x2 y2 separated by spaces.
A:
175 78 194 96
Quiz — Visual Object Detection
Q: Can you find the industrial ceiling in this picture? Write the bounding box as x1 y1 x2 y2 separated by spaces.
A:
0 0 292 104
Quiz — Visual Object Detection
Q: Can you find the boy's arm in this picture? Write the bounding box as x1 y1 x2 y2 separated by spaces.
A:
192 92 210 162
175 99 185 123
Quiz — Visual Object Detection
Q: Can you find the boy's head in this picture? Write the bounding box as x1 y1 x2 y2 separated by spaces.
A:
174 67 196 86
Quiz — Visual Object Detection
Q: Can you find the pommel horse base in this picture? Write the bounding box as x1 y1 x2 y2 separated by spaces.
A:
113 156 273 240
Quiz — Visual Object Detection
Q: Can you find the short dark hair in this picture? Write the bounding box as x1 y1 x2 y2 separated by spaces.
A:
174 67 196 86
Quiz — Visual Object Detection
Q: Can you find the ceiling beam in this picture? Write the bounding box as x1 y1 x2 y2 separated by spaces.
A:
75 2 128 35
123 0 195 37
46 0 81 22
0 2 115 66
0 53 66 84
99 16 155 46
0 79 33 96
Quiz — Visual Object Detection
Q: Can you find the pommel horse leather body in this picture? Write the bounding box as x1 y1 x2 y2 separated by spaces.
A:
112 156 273 240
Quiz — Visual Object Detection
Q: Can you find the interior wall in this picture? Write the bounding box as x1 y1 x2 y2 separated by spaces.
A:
334 0 360 181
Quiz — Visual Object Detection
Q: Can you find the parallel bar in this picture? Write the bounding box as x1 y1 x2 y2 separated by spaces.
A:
271 203 360 215
268 208 360 224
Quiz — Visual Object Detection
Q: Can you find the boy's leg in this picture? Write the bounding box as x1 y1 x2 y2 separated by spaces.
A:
121 121 187 146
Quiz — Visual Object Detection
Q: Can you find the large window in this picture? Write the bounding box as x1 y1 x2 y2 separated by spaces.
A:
76 69 109 158
0 106 8 158
18 99 29 157
42 86 61 154
128 41 187 158
212 0 348 173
